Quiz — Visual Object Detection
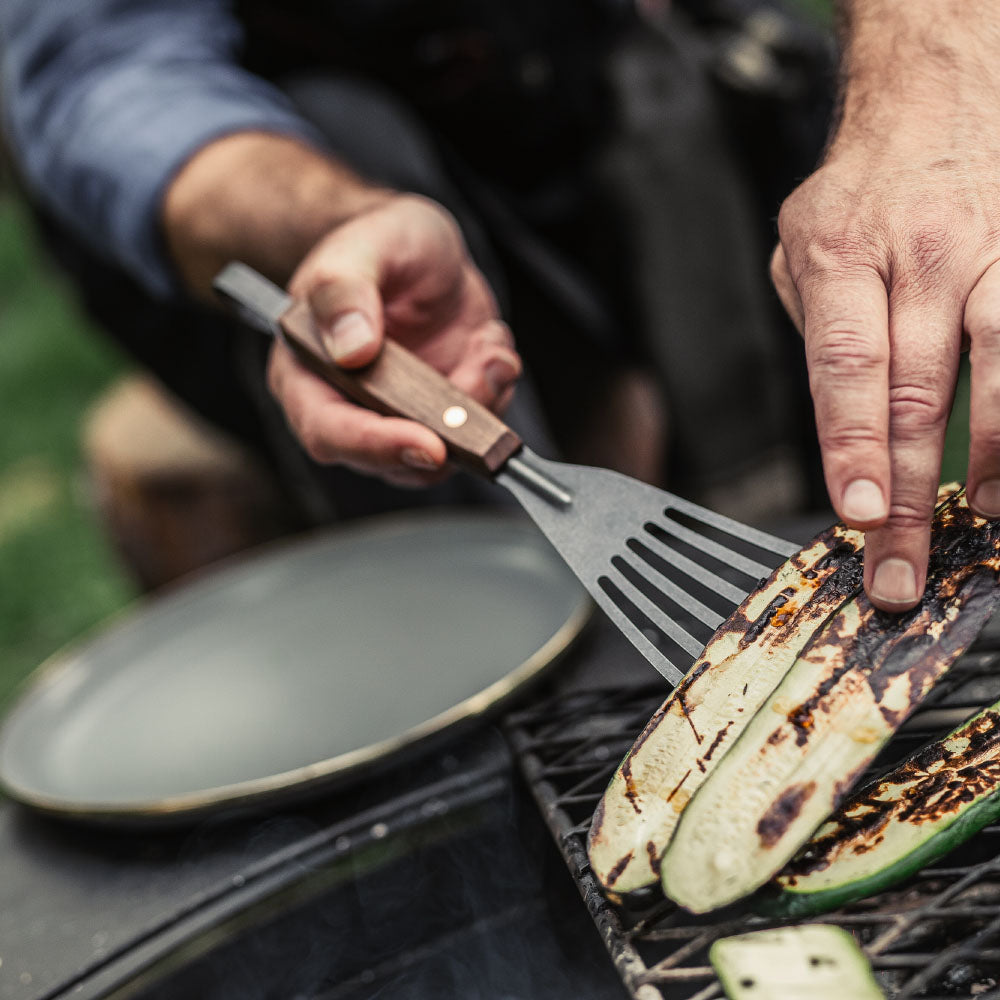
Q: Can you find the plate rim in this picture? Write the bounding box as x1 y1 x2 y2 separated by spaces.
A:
0 509 592 824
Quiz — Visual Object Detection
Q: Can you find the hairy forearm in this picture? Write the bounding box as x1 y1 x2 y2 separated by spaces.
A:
163 131 391 299
834 1 1000 143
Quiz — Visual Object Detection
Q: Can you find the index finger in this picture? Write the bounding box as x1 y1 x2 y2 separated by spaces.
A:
861 293 960 610
798 266 892 529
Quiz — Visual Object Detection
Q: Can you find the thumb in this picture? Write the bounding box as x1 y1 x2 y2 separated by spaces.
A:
288 219 388 369
305 272 385 370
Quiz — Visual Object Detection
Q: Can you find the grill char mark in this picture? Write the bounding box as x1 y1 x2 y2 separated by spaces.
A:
606 852 634 887
782 710 1000 881
757 782 817 848
783 497 1000 750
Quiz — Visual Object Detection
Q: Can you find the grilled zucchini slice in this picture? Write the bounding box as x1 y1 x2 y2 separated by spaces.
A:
588 521 864 894
659 489 1000 914
710 926 884 999
766 698 1000 917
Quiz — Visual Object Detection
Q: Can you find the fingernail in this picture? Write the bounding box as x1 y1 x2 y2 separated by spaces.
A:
841 479 887 523
401 447 440 471
973 478 1000 518
484 359 517 396
871 558 918 606
326 311 376 362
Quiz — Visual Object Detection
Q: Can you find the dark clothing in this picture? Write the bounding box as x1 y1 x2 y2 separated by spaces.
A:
0 1 831 520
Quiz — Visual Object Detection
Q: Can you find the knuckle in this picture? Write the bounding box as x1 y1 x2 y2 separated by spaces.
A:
888 381 951 433
971 428 1000 457
792 234 880 282
818 426 886 453
297 431 325 464
769 245 789 284
297 420 333 464
885 500 934 531
397 193 462 245
476 319 515 351
355 425 386 459
776 180 824 235
296 406 353 465
970 320 1000 352
307 277 345 320
808 327 888 376
891 219 962 294
349 424 401 471
968 302 1000 353
778 201 883 279
495 320 517 351
904 222 956 273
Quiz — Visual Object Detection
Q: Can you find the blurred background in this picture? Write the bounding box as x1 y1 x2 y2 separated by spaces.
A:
0 191 135 705
0 0 970 709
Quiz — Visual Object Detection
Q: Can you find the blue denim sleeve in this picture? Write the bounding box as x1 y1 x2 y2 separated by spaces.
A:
0 0 323 297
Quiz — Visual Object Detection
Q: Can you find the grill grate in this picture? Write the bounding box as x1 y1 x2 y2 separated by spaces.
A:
505 636 1000 1000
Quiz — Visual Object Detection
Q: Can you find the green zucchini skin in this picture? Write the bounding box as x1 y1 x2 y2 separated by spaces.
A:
762 703 1000 918
587 521 865 895
659 489 1000 914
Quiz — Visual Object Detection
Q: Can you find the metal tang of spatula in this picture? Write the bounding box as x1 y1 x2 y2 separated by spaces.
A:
214 262 798 686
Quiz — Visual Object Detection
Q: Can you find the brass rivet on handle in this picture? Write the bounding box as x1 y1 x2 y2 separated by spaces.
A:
442 405 468 428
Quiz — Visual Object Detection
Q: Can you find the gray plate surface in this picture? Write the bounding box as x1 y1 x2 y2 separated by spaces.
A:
0 511 590 822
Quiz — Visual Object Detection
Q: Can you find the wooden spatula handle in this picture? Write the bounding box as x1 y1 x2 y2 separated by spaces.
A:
278 299 523 477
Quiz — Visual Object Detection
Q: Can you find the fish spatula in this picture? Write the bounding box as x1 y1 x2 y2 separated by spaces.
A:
214 262 798 686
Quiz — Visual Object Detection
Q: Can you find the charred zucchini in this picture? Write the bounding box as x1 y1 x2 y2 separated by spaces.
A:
587 521 864 894
766 699 1000 917
710 926 884 999
589 485 960 897
659 489 1000 914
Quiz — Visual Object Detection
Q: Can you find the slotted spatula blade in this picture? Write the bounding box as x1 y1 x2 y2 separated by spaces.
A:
214 262 798 686
497 447 797 683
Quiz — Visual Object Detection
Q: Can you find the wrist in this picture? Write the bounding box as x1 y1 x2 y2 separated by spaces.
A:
163 131 393 298
834 2 1000 148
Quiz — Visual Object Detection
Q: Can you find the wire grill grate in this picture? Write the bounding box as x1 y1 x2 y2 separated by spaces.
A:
505 639 1000 1000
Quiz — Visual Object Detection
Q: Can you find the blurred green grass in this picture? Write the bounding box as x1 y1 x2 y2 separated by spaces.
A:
799 0 834 21
0 196 136 706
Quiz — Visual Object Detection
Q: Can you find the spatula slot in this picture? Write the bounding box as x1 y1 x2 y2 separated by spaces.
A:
598 573 704 665
610 554 720 649
643 522 756 602
662 509 788 581
627 536 740 623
